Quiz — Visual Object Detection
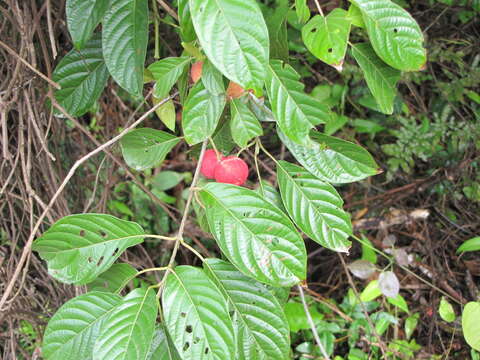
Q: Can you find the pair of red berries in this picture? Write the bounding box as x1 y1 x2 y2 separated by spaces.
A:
200 149 249 186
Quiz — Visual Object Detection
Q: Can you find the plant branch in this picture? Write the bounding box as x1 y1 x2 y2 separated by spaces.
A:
0 94 176 310
156 0 179 21
297 284 331 360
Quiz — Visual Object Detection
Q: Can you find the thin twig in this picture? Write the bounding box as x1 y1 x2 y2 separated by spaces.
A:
297 284 331 360
0 39 60 89
156 0 179 21
45 0 57 58
0 94 175 310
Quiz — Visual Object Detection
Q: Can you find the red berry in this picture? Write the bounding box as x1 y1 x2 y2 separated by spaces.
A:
190 61 203 84
214 156 249 186
200 149 222 179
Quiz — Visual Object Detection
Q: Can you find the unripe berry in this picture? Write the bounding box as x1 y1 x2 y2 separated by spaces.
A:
200 149 222 179
214 156 249 186
190 61 203 83
226 81 245 99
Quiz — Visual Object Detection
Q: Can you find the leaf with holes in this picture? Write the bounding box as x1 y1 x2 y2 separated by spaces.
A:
93 288 157 360
162 266 235 360
52 34 109 117
32 214 144 285
302 9 351 69
351 43 401 114
199 182 307 286
350 0 426 71
182 80 226 145
279 130 379 183
42 292 121 360
66 0 109 49
147 326 181 360
87 263 137 293
148 57 191 99
230 98 263 148
277 161 352 252
102 0 149 95
188 0 269 93
265 60 332 146
204 258 290 360
120 128 181 171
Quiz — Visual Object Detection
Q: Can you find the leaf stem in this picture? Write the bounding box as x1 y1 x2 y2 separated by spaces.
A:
297 284 331 360
152 0 160 59
117 266 169 294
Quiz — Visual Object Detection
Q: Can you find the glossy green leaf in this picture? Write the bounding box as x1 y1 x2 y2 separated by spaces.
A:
265 2 289 61
182 80 226 145
457 236 480 253
347 4 365 28
66 0 109 49
147 326 181 360
87 263 137 293
93 288 158 360
295 0 310 23
204 259 290 360
387 294 409 313
255 180 285 212
178 0 196 42
279 130 379 183
162 266 235 360
33 214 144 285
360 280 382 302
351 43 401 114
199 183 307 286
463 302 480 351
350 0 426 71
148 57 191 98
265 60 331 146
405 313 419 340
102 0 149 95
230 99 263 148
302 9 351 69
153 98 176 131
284 302 323 332
52 34 109 117
201 60 225 96
120 128 180 171
189 0 269 92
42 292 121 360
439 297 456 323
277 161 352 252
268 285 290 307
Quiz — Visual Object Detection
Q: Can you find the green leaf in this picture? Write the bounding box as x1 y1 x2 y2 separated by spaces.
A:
265 2 289 61
325 114 349 136
120 128 180 171
255 180 285 212
387 294 409 313
284 302 323 333
295 0 310 23
268 285 290 307
351 43 401 114
360 280 382 302
360 236 378 264
148 57 191 99
463 302 480 351
405 313 419 340
52 34 109 117
277 161 352 252
153 98 176 131
265 60 332 146
201 60 225 96
66 0 109 49
188 0 269 92
32 214 144 285
204 259 290 360
182 80 226 145
439 297 456 323
279 130 379 183
350 0 426 71
102 0 149 95
199 182 307 287
162 266 235 359
230 98 263 148
152 171 185 191
94 288 158 360
457 236 480 253
347 4 365 28
147 326 181 360
42 292 121 360
302 9 351 69
178 0 196 42
87 263 137 293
